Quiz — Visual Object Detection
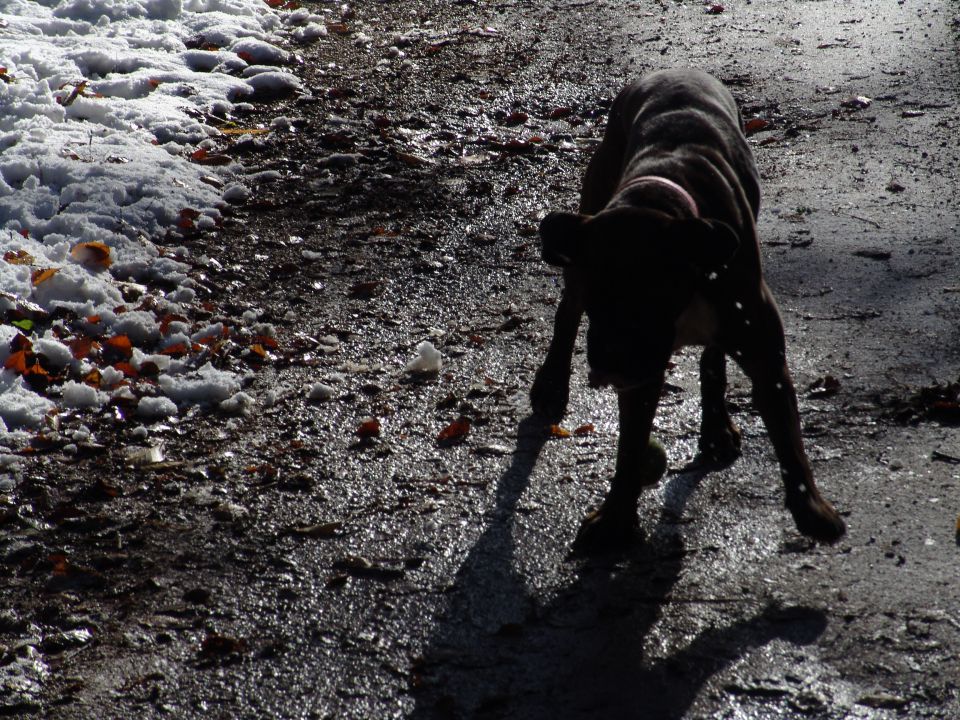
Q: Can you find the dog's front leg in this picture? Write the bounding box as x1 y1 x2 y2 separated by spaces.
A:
574 378 665 551
530 269 583 421
735 291 846 543
698 346 742 465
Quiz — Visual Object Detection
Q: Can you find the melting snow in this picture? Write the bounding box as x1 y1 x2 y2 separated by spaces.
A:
0 0 318 442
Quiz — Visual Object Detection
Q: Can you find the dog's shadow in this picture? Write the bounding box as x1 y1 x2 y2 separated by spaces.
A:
410 414 827 719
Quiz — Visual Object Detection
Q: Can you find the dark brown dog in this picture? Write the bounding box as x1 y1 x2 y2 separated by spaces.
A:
531 69 845 549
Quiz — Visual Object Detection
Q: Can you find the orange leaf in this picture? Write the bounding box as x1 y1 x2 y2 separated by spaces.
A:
549 424 571 438
356 417 381 439
31 268 59 285
83 368 102 387
160 342 189 357
70 241 112 268
4 349 28 374
113 361 139 378
25 361 49 378
252 334 277 349
69 336 96 360
3 249 34 265
104 334 133 359
86 314 101 324
249 343 268 359
437 416 471 444
159 313 188 334
744 118 771 136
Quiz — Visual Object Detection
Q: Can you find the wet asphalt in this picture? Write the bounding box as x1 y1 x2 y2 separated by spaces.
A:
9 1 960 718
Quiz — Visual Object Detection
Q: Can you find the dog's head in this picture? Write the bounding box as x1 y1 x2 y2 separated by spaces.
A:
540 207 739 390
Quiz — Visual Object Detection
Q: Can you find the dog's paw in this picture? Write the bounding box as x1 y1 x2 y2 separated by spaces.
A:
698 419 742 467
530 367 570 422
786 491 846 544
572 505 643 554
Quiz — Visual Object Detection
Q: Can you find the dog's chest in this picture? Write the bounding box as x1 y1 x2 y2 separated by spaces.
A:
673 293 719 350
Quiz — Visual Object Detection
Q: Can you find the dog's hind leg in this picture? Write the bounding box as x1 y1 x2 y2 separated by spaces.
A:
698 345 741 465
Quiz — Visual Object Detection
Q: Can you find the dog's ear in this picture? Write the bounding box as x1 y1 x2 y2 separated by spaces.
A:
677 218 740 269
539 211 586 267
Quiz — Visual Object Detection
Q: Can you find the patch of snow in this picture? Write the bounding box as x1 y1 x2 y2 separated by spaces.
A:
0 0 302 441
406 341 442 375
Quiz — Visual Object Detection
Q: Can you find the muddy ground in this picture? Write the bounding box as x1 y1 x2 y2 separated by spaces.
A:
3 0 960 718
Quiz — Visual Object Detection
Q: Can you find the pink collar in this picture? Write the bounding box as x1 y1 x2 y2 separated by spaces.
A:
616 175 699 218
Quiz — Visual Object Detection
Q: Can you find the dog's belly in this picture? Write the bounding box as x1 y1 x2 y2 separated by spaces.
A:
673 293 719 350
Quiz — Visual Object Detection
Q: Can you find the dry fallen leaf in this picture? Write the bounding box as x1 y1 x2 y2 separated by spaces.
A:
349 280 382 298
292 521 342 538
3 349 28 374
70 241 112 268
437 416 471 444
189 148 233 165
744 118 771 135
200 633 247 658
104 334 133 359
4 249 34 265
31 267 59 285
69 336 97 360
807 375 841 399
219 127 271 136
356 417 381 439
573 423 596 436
549 424 571 438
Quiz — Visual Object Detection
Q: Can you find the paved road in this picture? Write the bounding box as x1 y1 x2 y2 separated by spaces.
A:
27 1 960 718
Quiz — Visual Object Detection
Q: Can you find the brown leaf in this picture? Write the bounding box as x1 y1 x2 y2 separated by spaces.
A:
158 313 189 334
3 349 28 374
437 416 470 444
113 361 139 378
69 336 97 360
57 81 88 107
4 249 34 265
10 333 32 353
219 127 270 136
189 148 233 166
349 280 382 298
807 375 841 399
159 342 189 357
104 334 133 359
200 633 247 658
291 521 342 538
744 118 771 135
70 241 112 268
31 267 59 286
549 424 571 438
573 423 596 436
356 417 381 438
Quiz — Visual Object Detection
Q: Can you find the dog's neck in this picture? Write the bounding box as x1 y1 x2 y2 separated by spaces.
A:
616 175 699 218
